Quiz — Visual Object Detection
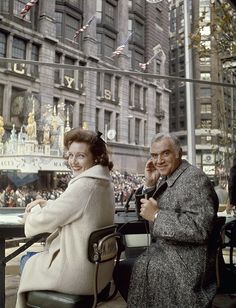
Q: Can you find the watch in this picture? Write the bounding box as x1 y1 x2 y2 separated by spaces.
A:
154 211 159 221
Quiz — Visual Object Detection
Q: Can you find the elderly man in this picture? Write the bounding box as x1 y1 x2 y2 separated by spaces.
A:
116 133 219 308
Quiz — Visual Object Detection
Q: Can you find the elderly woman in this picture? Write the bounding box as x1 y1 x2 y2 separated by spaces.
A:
16 129 115 308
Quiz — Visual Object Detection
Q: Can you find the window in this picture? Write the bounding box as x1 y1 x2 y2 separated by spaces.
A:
179 60 185 71
200 88 211 97
156 61 161 75
143 88 147 110
115 112 119 141
171 121 176 130
0 1 9 13
128 117 132 144
104 1 116 27
96 0 102 23
171 61 176 74
170 8 176 32
171 106 176 116
12 37 26 74
201 104 212 113
96 72 101 96
202 40 211 49
179 3 184 28
128 1 132 9
104 73 112 91
200 57 210 65
144 120 147 145
199 2 210 21
65 14 80 42
115 76 120 101
134 20 144 45
79 104 84 128
78 65 84 89
156 123 161 134
129 82 133 106
55 7 82 47
135 118 140 145
97 31 116 57
128 19 133 35
201 119 212 128
0 32 6 68
64 57 75 89
31 44 39 77
104 110 112 132
179 120 185 129
134 85 141 108
54 52 61 84
200 72 211 81
0 84 4 115
12 37 26 59
55 12 63 40
134 50 144 70
96 33 102 55
96 108 100 132
104 35 115 57
14 0 31 21
201 136 212 144
156 93 161 111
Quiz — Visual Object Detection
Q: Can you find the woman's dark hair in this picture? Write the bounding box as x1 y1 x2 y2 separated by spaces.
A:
64 128 113 170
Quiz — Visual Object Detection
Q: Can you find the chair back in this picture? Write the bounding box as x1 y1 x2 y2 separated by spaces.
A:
216 219 236 293
88 225 120 263
26 225 122 308
87 225 122 308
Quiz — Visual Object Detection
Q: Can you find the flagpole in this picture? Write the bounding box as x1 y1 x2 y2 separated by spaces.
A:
184 0 196 165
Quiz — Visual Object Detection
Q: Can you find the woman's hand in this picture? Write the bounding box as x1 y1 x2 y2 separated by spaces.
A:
25 198 47 213
140 197 159 222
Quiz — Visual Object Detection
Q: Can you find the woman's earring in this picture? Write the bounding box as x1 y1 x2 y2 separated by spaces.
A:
94 159 98 164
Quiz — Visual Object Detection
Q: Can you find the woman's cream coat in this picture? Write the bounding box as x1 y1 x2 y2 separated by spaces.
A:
16 165 115 308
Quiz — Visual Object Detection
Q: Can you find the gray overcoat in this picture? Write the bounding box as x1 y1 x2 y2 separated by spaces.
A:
128 160 219 308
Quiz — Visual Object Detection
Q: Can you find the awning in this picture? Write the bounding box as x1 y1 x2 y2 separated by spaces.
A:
7 172 39 188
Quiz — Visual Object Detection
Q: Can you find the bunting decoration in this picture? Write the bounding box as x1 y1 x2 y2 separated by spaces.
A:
20 0 38 18
112 32 133 57
73 15 96 40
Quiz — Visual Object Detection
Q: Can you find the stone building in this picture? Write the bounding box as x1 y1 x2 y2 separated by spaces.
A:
0 0 170 180
169 0 236 181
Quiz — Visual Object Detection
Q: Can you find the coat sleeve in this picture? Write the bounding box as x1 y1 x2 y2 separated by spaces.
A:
152 171 219 244
24 178 97 237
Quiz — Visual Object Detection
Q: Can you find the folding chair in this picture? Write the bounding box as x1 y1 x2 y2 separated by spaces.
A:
26 225 122 308
215 219 236 294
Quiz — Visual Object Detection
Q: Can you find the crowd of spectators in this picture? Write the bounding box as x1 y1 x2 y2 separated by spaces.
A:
0 170 145 208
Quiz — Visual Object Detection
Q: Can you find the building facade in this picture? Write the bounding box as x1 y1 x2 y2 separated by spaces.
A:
0 0 170 183
169 0 236 181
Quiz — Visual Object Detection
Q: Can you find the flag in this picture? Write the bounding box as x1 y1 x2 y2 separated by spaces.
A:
20 0 38 18
139 53 158 70
112 32 133 57
74 15 96 40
